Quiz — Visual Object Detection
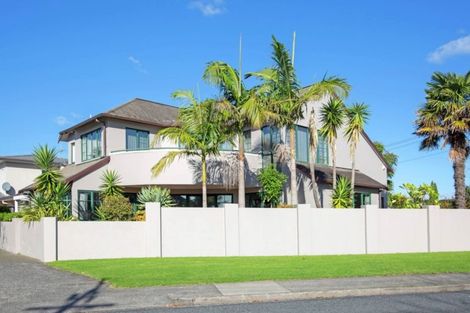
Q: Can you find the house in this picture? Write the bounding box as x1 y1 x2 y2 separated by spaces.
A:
43 97 389 219
0 155 66 211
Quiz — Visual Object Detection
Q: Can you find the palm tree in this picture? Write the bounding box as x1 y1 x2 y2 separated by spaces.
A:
203 62 267 208
345 103 370 204
151 91 232 207
415 71 470 208
307 109 321 208
100 169 123 198
320 98 346 191
247 36 350 205
33 145 63 197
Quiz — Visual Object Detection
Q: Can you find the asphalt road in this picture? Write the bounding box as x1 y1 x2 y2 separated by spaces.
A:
114 291 470 313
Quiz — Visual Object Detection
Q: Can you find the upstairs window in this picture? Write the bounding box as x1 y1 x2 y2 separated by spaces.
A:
293 125 329 165
70 142 76 164
243 130 251 152
126 128 149 151
81 129 102 161
261 126 280 166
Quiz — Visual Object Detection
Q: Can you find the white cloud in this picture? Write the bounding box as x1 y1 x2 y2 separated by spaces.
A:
427 35 470 63
128 56 148 74
189 0 226 16
55 116 70 126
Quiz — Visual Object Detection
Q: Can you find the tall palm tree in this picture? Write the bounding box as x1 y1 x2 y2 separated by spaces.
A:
320 98 346 191
151 91 232 208
203 62 267 208
415 71 470 208
247 36 350 205
308 109 322 208
344 103 370 204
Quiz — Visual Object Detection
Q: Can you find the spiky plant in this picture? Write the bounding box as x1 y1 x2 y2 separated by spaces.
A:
137 186 175 208
332 176 352 208
320 98 346 190
344 103 370 204
33 145 63 197
99 169 123 198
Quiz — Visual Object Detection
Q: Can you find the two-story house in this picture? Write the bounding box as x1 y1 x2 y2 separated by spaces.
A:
54 97 389 219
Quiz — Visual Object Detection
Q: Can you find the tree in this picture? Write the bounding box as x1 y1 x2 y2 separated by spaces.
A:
344 103 370 203
33 145 63 198
415 71 470 208
257 164 287 207
151 91 232 207
99 169 123 198
332 176 352 208
319 98 346 191
247 36 350 205
373 141 398 190
308 109 321 208
203 62 268 208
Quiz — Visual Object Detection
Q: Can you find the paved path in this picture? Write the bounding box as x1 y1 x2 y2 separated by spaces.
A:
2 250 470 312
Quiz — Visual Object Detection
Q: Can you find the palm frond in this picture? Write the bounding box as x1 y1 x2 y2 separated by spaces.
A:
151 150 189 177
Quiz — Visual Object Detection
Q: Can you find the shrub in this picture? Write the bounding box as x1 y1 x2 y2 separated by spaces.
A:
22 183 73 222
332 176 352 208
95 195 133 221
0 206 12 213
257 164 287 207
0 212 22 221
137 186 175 208
388 182 440 208
100 169 123 198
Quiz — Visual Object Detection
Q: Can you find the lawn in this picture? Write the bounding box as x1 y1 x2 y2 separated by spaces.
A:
49 252 470 288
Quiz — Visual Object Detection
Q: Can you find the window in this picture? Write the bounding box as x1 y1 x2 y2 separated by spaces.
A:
354 192 371 208
81 129 102 161
219 141 234 151
316 135 329 165
261 126 280 166
70 142 76 164
126 128 149 151
295 126 309 164
77 190 100 220
243 130 251 152
172 194 233 207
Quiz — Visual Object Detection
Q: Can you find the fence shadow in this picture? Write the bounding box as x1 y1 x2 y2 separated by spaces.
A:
26 280 114 313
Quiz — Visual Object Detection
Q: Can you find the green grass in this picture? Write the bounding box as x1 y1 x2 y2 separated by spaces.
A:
49 252 470 288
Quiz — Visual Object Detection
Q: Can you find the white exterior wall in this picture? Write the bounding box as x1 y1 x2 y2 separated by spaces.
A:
161 207 226 257
0 165 40 199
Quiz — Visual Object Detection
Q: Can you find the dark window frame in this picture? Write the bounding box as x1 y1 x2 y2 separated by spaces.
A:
126 128 150 151
81 128 102 162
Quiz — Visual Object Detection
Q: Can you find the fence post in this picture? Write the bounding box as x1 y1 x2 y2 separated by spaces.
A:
224 203 240 256
42 217 57 262
364 205 379 254
426 205 440 252
145 202 161 257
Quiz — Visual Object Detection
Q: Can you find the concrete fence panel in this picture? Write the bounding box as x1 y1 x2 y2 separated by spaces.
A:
161 207 226 257
0 221 17 253
238 207 298 256
429 208 470 252
299 207 366 255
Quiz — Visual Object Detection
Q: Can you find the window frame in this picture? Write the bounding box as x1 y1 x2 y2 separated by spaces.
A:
243 130 252 152
125 127 150 151
81 128 102 162
77 190 100 220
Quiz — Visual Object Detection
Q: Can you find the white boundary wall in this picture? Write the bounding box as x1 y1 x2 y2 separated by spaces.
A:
2 204 470 261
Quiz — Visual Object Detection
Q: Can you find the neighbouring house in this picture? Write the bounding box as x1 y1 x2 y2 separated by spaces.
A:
0 155 66 211
20 97 389 220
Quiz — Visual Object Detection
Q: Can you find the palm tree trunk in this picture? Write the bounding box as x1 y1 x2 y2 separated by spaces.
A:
351 151 356 207
201 156 207 208
332 141 337 190
454 156 466 208
309 146 321 208
238 133 246 208
289 127 298 205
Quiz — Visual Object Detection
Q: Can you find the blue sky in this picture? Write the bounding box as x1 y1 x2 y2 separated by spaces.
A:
0 0 469 197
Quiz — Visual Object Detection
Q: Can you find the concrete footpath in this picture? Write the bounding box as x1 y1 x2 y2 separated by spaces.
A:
2 250 470 312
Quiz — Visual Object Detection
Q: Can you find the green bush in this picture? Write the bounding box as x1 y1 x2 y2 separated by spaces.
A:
388 182 440 208
95 195 133 221
332 176 353 208
0 212 22 221
137 186 175 208
257 164 287 207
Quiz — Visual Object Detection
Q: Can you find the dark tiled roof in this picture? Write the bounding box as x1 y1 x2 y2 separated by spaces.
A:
59 98 178 141
297 163 387 190
0 155 67 166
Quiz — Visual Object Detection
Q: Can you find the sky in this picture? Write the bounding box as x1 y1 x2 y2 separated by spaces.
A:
0 0 469 198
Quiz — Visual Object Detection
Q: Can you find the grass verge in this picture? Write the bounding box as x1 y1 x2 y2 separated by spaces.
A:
49 252 470 288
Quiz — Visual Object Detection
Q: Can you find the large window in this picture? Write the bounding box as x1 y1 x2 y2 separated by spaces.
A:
81 129 102 161
354 192 371 208
261 126 280 166
172 194 233 207
77 190 100 220
293 125 329 165
243 130 251 152
126 128 149 151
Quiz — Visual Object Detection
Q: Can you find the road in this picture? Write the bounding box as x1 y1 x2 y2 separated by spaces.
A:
115 291 470 313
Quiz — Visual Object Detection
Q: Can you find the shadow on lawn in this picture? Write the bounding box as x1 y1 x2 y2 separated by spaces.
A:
26 279 114 313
